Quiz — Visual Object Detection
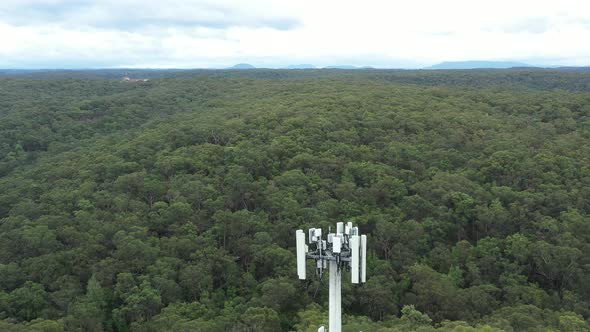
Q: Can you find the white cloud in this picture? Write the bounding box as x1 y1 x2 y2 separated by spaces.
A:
0 0 589 68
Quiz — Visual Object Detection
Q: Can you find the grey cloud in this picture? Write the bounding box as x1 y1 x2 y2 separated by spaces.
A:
0 0 301 31
505 17 550 34
483 17 551 34
568 17 590 28
431 31 455 37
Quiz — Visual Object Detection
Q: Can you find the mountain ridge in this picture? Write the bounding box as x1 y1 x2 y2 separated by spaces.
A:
286 64 316 69
426 61 532 69
228 63 256 69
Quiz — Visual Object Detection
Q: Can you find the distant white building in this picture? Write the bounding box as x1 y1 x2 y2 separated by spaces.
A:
122 76 149 82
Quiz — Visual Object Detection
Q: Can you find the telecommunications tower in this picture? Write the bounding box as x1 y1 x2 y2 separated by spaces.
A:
296 222 367 332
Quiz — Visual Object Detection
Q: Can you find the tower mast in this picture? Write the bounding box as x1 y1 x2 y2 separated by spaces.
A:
296 222 367 332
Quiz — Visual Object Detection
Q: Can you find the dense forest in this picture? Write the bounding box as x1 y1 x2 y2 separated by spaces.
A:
0 69 589 331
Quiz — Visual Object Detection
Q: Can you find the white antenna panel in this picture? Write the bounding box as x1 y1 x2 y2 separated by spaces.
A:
361 234 367 283
296 230 306 279
333 236 342 253
327 233 334 243
350 235 360 283
336 222 343 235
308 228 315 243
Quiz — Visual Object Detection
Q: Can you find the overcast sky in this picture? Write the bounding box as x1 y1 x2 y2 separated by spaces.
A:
1 0 590 68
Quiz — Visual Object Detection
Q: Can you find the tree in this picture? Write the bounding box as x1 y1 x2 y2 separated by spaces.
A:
239 307 281 332
358 275 399 320
65 274 108 332
9 281 48 321
406 264 459 321
400 304 432 327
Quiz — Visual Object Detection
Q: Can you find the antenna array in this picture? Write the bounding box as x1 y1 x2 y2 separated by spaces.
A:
296 222 367 332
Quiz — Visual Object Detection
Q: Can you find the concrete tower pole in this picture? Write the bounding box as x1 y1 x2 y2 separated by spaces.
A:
335 263 341 332
328 260 341 332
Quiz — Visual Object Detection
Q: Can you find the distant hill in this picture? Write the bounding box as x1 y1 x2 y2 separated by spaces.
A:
229 63 256 69
323 65 359 69
426 61 532 69
554 66 590 72
0 69 48 75
286 64 316 69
